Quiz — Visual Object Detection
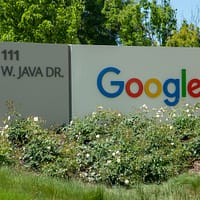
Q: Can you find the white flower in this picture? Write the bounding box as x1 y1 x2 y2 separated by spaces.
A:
170 142 174 146
117 113 122 117
75 135 79 139
117 158 121 163
91 172 95 176
169 125 173 130
160 107 166 112
86 153 90 158
96 134 100 139
33 116 39 122
84 172 88 177
1 130 4 136
4 125 8 129
124 179 129 185
92 112 96 117
7 116 11 121
185 104 189 107
140 104 149 112
97 106 103 111
116 150 120 154
141 104 148 109
186 109 190 113
172 113 176 117
47 146 51 150
156 114 160 118
112 152 116 156
107 160 111 164
80 172 88 177
70 120 73 126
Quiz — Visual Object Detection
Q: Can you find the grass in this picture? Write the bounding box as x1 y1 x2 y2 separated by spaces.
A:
0 167 104 200
0 167 200 200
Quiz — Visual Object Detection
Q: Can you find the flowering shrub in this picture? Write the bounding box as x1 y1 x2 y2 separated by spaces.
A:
22 134 61 170
1 103 200 186
6 116 44 148
0 132 12 166
59 105 195 185
3 101 45 148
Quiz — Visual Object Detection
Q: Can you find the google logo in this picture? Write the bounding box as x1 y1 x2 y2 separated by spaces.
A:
97 67 200 106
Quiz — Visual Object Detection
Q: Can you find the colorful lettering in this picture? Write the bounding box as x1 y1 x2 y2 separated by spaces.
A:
97 66 199 106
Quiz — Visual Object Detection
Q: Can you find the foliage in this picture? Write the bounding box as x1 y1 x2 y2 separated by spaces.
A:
0 167 105 200
1 103 200 187
175 173 200 196
117 2 152 46
148 0 177 46
4 100 45 148
166 21 200 47
1 167 200 200
0 0 84 43
60 106 187 185
102 0 177 46
7 116 45 148
22 134 61 170
1 0 200 47
78 0 116 45
0 0 178 46
0 134 12 166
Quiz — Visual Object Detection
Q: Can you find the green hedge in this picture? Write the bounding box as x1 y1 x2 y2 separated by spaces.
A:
1 103 200 186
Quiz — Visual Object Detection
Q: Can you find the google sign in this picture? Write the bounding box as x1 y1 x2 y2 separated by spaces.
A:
1 43 200 124
97 67 200 107
71 45 200 118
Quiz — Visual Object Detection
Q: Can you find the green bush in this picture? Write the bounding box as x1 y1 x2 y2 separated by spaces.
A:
22 134 61 170
0 134 12 166
58 106 194 185
1 103 200 187
3 100 45 148
7 116 44 147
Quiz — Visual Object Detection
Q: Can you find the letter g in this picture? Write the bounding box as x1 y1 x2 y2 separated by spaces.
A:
97 67 124 98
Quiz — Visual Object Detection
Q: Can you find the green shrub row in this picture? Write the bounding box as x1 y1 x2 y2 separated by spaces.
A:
0 103 200 186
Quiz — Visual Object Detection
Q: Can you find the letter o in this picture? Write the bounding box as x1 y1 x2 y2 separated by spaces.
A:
125 78 143 97
144 78 162 98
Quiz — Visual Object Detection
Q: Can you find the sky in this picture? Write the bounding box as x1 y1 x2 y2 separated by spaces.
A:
170 0 200 27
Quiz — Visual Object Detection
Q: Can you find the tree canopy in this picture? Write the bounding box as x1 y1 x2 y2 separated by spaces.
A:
0 0 84 43
166 21 200 47
0 0 199 47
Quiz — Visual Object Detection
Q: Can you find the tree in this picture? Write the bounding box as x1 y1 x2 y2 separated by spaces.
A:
0 0 177 46
117 2 152 46
102 0 151 46
0 0 84 43
78 0 116 45
102 0 177 46
166 21 200 47
144 0 177 46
